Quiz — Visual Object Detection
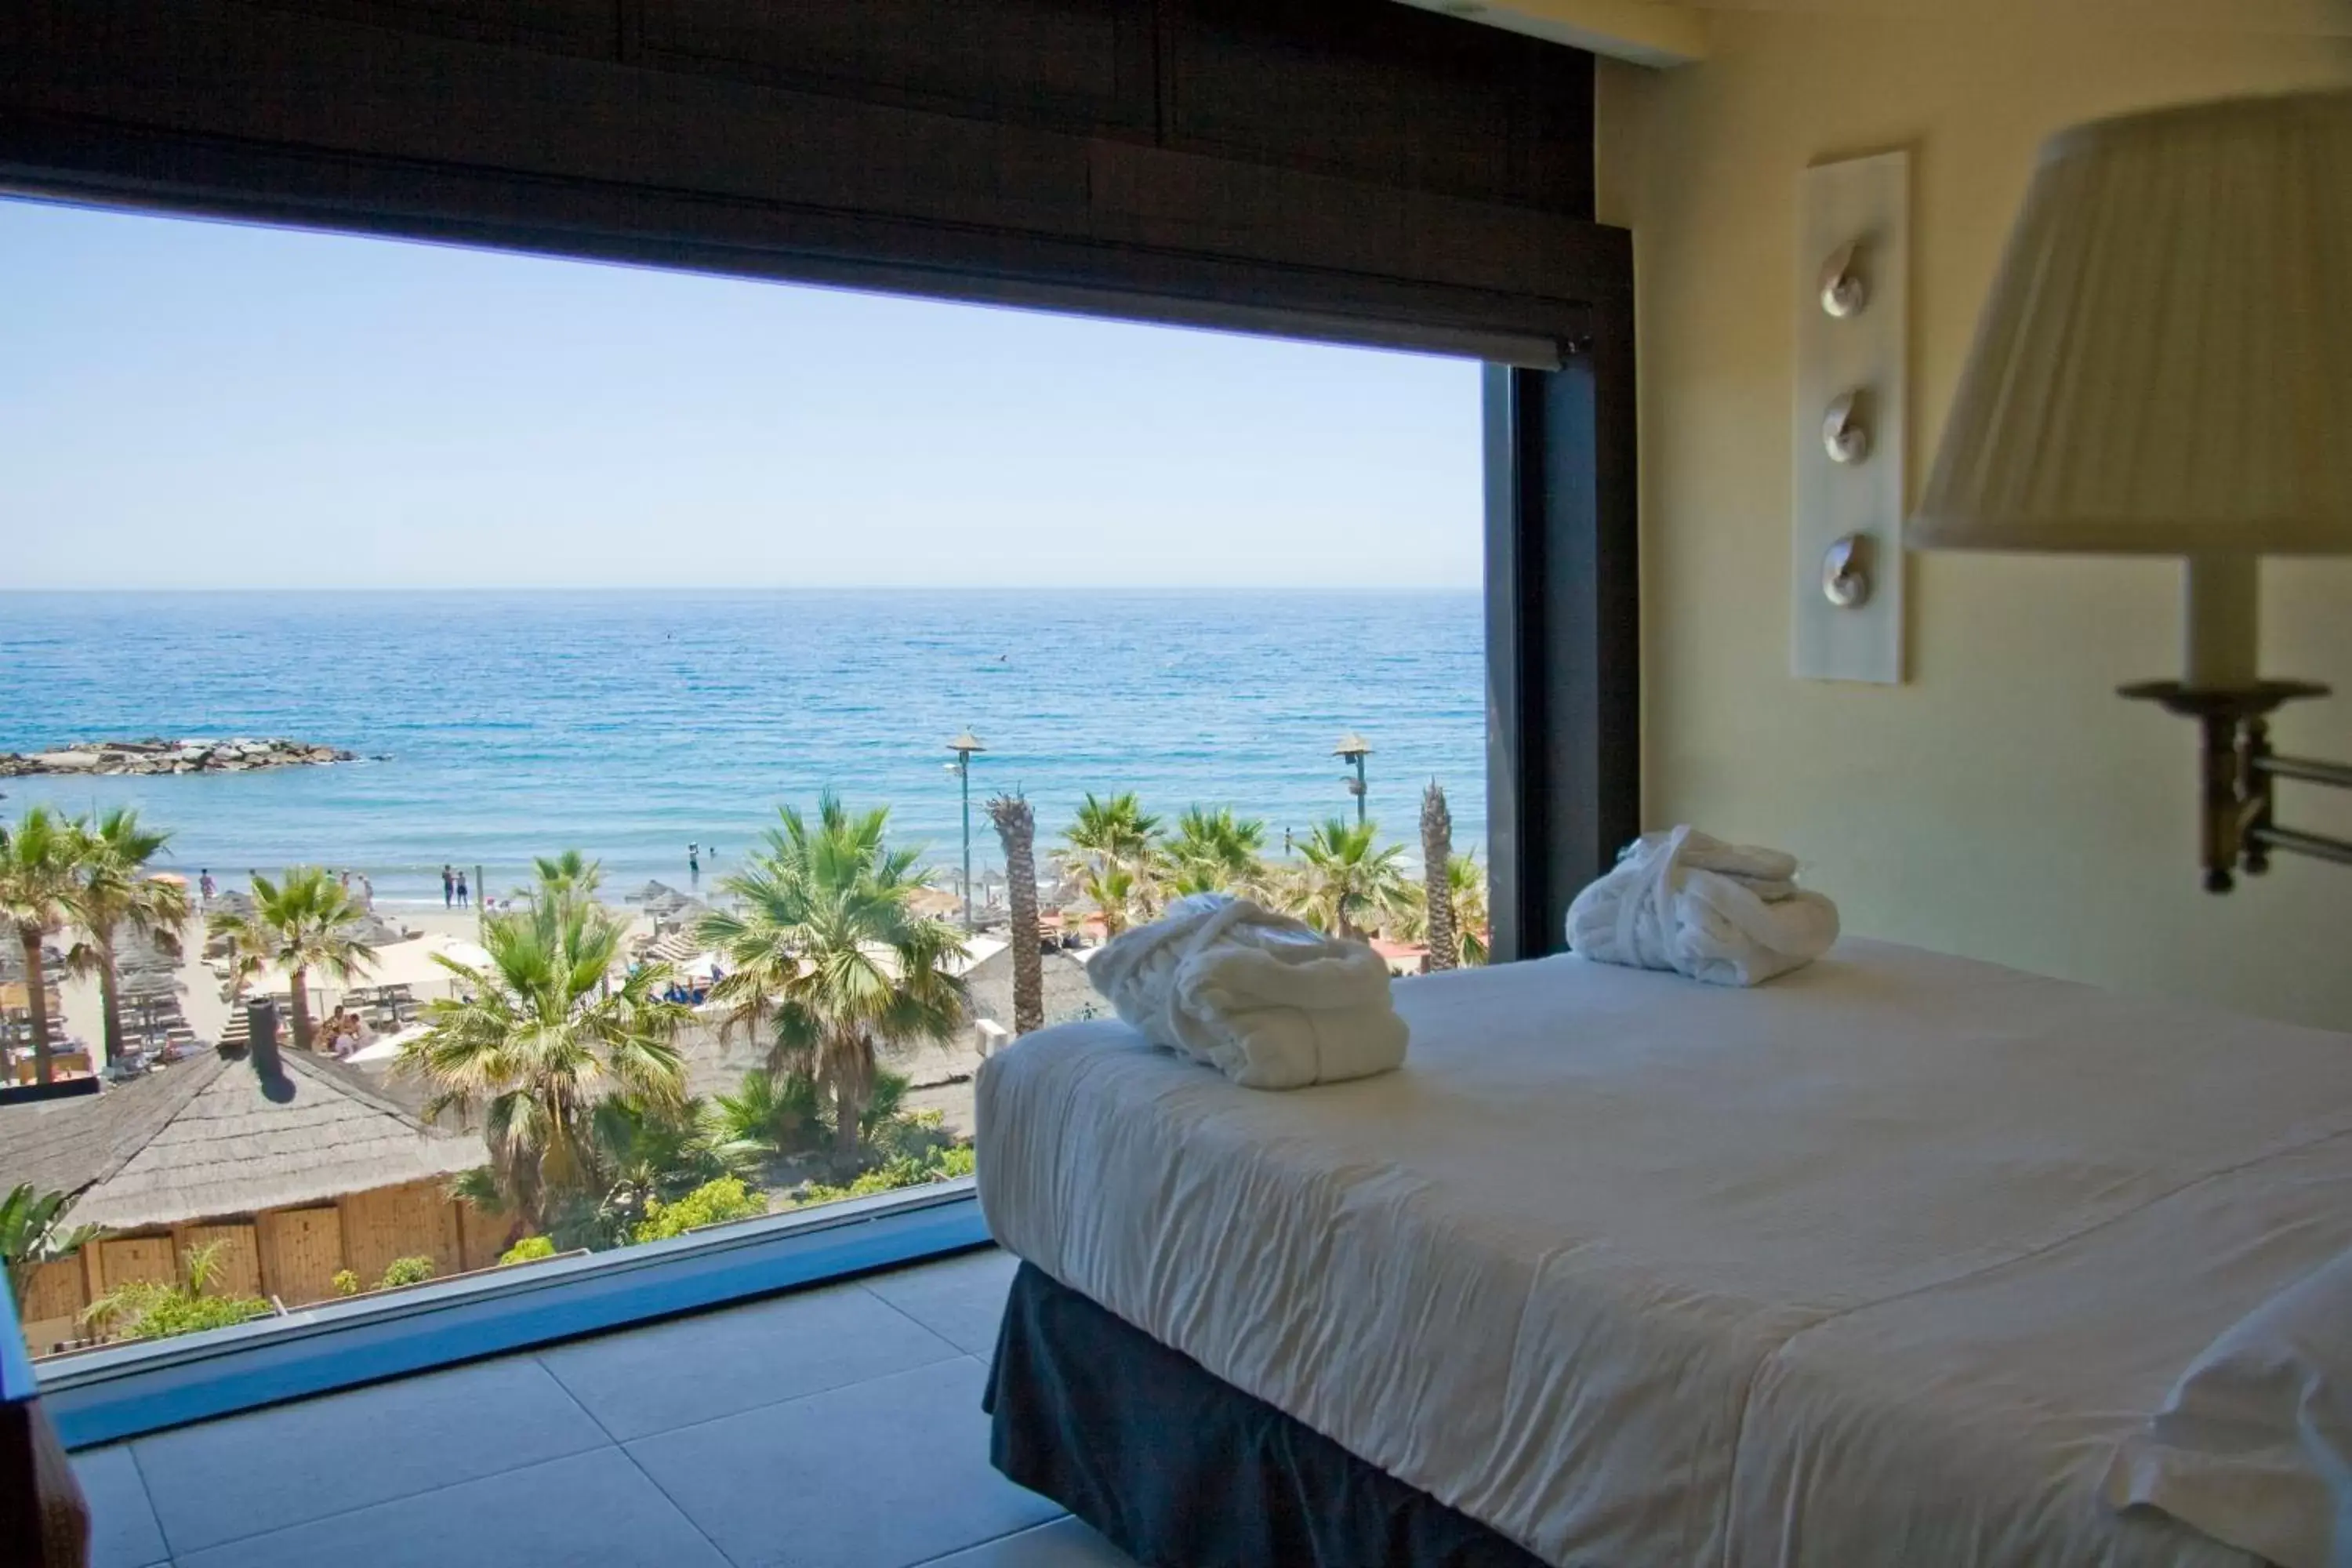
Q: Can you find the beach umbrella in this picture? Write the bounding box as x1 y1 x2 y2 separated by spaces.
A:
648 931 702 965
437 938 495 973
345 1022 430 1065
347 913 413 946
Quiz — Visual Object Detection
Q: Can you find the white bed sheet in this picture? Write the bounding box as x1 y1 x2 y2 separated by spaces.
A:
974 939 2352 1567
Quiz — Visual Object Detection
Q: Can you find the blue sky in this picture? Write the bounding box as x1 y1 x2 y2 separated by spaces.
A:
2 198 1482 590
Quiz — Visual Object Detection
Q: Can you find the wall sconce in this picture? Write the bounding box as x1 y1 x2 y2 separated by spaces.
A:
1822 390 1871 466
1910 90 2352 891
1794 151 1907 685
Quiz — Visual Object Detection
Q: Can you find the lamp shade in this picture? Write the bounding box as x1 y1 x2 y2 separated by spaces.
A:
1911 89 2352 556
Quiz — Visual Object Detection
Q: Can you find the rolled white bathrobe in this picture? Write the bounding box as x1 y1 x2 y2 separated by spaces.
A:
1566 826 1838 986
1087 894 1408 1089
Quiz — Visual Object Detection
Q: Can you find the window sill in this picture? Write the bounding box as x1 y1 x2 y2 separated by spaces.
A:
41 1179 989 1449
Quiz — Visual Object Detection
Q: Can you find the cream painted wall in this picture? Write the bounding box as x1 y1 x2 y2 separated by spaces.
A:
1596 16 2352 1026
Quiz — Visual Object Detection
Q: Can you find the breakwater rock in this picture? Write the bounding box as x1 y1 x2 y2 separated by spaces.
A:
0 738 358 777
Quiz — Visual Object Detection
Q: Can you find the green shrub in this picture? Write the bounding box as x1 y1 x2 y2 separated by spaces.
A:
787 1141 975 1210
88 1280 272 1341
84 1242 272 1343
377 1255 437 1289
631 1176 768 1244
499 1235 557 1265
717 1069 923 1161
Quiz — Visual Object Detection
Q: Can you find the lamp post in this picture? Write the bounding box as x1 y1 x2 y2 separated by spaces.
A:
947 731 985 931
1334 732 1372 826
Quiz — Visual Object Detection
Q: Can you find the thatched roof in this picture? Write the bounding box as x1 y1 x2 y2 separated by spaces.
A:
0 1047 486 1232
647 930 703 965
2 1065 209 1206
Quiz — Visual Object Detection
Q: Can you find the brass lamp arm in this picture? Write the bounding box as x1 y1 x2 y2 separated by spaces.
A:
2119 682 2352 891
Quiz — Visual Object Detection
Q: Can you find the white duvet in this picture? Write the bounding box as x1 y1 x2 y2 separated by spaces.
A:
975 940 2352 1567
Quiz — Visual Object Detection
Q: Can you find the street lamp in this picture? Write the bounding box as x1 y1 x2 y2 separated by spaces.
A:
946 730 986 931
1334 732 1372 826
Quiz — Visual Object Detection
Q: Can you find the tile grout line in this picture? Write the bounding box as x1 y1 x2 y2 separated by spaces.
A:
528 1347 742 1566
122 1441 174 1563
595 1342 974 1449
154 1446 626 1566
610 1347 1062 1568
129 1363 612 1560
609 1442 743 1567
854 1275 989 1359
902 1513 1081 1567
121 1263 1002 1565
539 1275 977 1448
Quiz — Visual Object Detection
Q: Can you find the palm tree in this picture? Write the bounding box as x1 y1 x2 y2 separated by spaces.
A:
207 866 378 1052
1 1183 100 1315
529 850 603 910
64 809 191 1070
1064 791 1160 864
1447 852 1490 966
985 793 1044 1036
1162 805 1268 898
714 1067 827 1158
1060 793 1160 878
0 807 79 1084
1419 783 1457 973
1080 862 1141 937
696 795 967 1164
586 1096 759 1244
399 899 690 1234
713 1065 917 1164
1060 791 1163 929
1283 817 1411 941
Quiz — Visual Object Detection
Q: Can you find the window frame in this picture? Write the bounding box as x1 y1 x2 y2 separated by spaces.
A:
0 0 1637 1439
34 1181 990 1448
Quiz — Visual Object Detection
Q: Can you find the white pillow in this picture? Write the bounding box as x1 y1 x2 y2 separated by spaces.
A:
2104 1247 2352 1568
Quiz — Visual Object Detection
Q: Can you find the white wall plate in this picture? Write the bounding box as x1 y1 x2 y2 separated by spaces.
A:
1792 149 1907 684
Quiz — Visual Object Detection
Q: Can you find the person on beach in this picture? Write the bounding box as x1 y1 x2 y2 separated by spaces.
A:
456 870 470 908
442 866 455 908
688 843 700 883
359 873 373 910
198 870 215 908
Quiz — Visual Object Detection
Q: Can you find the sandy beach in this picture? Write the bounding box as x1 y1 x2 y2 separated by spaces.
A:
49 895 988 1136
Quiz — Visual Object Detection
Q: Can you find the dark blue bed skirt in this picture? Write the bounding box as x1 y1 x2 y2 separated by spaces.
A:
984 1261 1548 1568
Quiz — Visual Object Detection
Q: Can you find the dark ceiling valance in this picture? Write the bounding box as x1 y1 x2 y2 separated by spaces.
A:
0 0 1617 364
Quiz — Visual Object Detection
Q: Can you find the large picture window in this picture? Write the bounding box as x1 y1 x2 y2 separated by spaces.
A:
0 0 1632 1440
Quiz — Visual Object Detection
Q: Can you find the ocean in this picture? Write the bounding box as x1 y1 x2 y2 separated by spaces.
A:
0 590 1485 906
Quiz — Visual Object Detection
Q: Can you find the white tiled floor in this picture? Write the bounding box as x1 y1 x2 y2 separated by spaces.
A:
69 1247 1138 1568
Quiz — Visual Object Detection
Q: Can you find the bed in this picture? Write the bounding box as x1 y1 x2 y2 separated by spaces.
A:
973 938 2352 1566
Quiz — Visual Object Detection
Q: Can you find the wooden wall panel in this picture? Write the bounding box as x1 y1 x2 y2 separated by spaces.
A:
18 1262 83 1327
339 1182 461 1286
20 1259 91 1356
95 1237 175 1294
19 1316 82 1357
457 1202 510 1274
257 1206 345 1305
174 1224 263 1299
